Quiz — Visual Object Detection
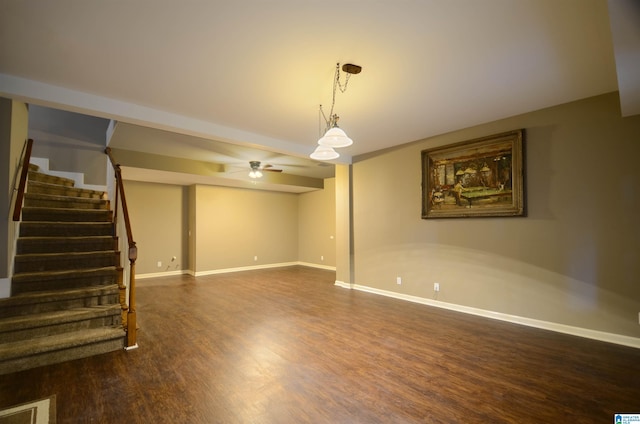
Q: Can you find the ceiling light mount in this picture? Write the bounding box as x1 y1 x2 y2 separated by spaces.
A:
310 62 362 161
341 63 362 75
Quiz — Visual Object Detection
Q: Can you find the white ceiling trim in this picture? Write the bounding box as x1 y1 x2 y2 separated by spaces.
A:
0 73 352 164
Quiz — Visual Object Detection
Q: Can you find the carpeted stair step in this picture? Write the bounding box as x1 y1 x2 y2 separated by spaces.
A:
0 326 125 375
27 170 75 187
11 267 119 296
0 284 120 318
17 236 116 254
0 305 122 343
24 192 110 210
3 164 127 374
26 180 106 199
20 222 114 237
14 251 119 274
21 206 112 222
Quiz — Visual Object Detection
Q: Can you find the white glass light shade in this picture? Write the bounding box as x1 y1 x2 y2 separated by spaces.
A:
317 125 353 148
249 170 263 178
310 144 339 160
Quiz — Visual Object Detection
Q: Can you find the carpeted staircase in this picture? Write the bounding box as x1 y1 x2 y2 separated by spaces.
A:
0 166 125 375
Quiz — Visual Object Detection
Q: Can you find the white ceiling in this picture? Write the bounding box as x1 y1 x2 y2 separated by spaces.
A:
1 0 637 186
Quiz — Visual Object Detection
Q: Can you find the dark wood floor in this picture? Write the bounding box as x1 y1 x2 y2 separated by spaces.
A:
1 266 639 423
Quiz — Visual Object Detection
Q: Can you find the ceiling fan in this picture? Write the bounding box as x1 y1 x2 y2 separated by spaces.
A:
249 161 282 178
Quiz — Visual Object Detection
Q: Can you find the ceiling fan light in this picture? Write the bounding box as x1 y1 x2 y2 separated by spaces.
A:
318 125 353 148
248 160 263 178
310 144 339 161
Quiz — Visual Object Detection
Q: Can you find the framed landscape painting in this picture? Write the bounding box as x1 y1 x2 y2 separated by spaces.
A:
421 129 525 219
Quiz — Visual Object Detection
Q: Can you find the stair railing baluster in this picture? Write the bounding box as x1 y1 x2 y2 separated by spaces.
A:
113 174 119 238
111 170 129 328
12 139 33 221
105 147 138 349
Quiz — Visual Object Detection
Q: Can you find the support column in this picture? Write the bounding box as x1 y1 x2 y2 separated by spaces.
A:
335 164 353 287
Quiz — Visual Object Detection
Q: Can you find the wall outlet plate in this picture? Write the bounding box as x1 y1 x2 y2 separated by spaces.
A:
434 282 440 292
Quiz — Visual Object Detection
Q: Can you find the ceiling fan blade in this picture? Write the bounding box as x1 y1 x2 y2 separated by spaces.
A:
262 164 283 172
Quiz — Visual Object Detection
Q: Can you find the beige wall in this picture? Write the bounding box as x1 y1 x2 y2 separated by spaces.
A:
193 185 299 273
0 98 28 284
124 181 188 275
298 178 336 267
31 140 107 185
352 92 640 338
127 179 333 276
28 105 108 185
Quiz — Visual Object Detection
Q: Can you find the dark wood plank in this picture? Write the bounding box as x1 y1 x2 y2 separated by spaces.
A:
1 266 638 423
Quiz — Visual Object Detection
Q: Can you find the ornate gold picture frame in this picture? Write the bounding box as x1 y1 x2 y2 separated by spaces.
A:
422 129 525 219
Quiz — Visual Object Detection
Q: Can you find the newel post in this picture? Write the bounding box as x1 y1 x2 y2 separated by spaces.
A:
126 243 138 349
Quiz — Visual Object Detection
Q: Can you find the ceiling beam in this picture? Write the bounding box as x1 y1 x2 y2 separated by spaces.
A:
110 148 325 192
0 73 352 164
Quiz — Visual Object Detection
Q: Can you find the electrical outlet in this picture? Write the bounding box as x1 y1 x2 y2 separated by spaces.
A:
396 277 402 285
157 261 162 268
254 256 258 261
321 256 324 261
434 282 440 292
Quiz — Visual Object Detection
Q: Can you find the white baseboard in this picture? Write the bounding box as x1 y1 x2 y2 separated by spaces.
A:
0 277 10 299
193 261 335 277
194 262 300 277
336 282 640 349
136 261 338 280
137 261 335 279
298 262 336 271
136 270 189 279
334 280 352 289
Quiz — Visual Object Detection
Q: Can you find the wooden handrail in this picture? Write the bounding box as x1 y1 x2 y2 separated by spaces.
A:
105 147 138 349
12 139 33 221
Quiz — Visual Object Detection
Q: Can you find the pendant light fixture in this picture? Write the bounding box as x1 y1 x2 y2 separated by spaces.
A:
309 144 340 160
318 115 353 148
310 62 362 160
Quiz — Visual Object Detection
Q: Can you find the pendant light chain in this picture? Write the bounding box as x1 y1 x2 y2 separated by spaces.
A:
321 63 352 131
336 64 351 94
